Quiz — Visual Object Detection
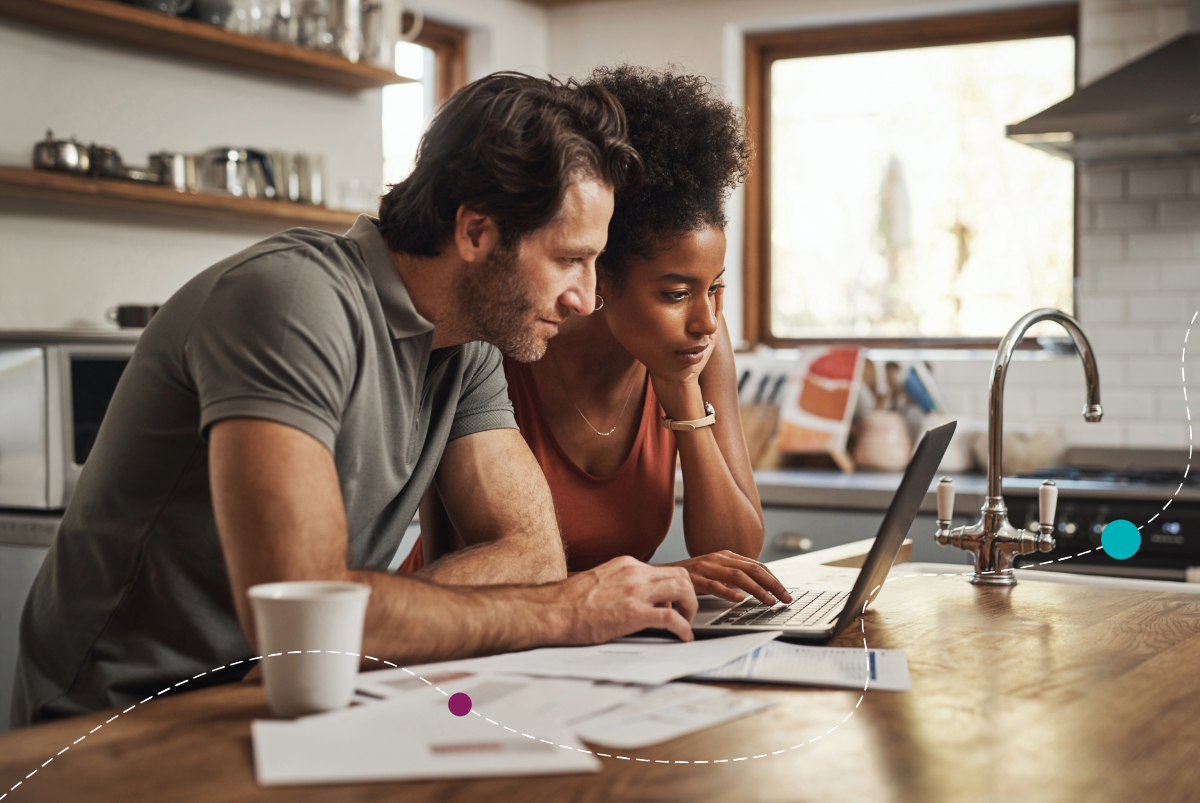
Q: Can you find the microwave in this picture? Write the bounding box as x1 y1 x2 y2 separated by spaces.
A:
0 331 138 510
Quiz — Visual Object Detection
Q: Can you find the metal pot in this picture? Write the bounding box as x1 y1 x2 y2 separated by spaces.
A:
89 145 124 179
186 0 230 26
293 152 324 206
126 0 194 16
32 130 90 174
196 148 277 200
150 152 197 192
106 304 161 329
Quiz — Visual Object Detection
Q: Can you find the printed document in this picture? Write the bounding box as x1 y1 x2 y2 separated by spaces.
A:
689 642 911 692
570 683 773 749
365 631 780 686
358 671 776 753
253 692 597 786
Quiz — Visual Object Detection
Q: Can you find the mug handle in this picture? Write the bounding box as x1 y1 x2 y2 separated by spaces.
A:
105 306 120 325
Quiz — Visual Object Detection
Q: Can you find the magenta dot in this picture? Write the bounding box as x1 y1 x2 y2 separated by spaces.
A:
448 692 472 717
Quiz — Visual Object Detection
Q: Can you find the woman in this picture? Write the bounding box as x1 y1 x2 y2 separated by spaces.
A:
405 66 790 606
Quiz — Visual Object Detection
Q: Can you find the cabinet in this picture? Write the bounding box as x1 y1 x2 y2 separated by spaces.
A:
0 545 49 732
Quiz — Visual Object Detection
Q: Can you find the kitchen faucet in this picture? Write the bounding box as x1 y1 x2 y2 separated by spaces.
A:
935 309 1103 585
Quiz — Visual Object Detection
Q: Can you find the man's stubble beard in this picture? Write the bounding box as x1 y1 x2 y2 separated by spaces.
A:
456 240 554 363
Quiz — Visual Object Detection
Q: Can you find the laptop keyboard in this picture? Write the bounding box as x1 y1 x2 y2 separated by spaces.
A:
707 589 849 628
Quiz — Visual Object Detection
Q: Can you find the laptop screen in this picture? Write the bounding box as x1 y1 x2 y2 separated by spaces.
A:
830 420 957 636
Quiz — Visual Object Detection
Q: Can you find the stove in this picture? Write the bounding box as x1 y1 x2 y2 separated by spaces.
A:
1010 466 1200 581
1017 466 1200 488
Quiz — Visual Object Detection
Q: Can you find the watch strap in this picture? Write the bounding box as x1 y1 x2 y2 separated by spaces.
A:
661 402 716 432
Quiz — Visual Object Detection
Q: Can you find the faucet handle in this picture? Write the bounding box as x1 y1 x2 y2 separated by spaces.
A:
1039 480 1058 531
1037 480 1058 552
937 477 955 522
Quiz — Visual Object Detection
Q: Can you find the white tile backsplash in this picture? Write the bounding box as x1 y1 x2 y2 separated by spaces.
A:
1127 357 1195 388
1160 200 1200 228
1129 231 1193 259
1077 294 1127 322
1094 201 1157 229
1082 168 1126 200
1127 421 1190 446
1079 232 1126 262
1160 263 1200 289
1129 167 1191 199
1095 264 1158 292
1088 325 1160 355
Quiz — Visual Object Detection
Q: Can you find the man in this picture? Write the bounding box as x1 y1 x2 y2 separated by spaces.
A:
12 73 697 728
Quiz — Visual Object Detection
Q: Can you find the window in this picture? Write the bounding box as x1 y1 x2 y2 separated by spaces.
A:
744 6 1078 345
382 18 466 188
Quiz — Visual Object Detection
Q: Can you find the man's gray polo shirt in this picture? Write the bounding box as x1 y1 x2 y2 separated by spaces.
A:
12 216 517 727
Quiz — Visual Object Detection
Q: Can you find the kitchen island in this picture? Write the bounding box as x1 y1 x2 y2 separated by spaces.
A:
2 542 1199 802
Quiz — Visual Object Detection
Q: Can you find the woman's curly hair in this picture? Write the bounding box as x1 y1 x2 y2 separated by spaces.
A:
587 65 752 289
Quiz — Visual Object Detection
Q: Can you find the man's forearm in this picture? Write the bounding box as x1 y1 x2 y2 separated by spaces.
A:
416 535 567 585
350 569 569 665
351 556 699 666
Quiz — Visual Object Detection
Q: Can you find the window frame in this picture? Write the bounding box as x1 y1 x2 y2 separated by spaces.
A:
403 13 468 103
742 5 1080 348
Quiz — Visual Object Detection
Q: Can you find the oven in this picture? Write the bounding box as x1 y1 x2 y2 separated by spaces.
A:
0 331 138 512
1008 466 1200 582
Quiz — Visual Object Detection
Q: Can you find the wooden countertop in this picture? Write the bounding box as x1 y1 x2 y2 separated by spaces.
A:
4 545 1200 802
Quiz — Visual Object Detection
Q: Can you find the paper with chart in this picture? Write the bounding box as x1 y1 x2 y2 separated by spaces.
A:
688 642 911 692
367 631 781 686
358 670 647 730
569 682 774 749
253 691 598 786
355 669 777 754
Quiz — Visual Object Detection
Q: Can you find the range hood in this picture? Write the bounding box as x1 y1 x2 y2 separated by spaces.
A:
1008 8 1200 161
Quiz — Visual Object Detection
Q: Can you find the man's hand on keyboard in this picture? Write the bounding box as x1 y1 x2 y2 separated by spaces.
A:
662 550 793 606
557 556 698 643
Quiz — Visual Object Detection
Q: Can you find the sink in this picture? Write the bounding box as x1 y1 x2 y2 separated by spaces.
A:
896 562 1200 594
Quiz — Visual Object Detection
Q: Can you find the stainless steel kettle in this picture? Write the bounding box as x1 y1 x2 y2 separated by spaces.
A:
32 130 90 174
196 148 277 200
150 152 198 192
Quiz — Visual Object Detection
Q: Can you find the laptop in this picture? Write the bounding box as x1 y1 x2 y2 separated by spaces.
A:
691 420 956 642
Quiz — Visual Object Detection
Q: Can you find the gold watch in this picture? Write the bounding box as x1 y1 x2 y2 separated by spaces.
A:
661 402 716 432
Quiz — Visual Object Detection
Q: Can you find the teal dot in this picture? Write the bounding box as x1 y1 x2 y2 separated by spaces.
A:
1101 519 1141 560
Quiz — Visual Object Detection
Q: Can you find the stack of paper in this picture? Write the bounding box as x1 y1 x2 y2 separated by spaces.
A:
253 632 781 785
689 641 912 691
253 690 597 786
570 683 772 749
385 630 781 685
252 631 912 786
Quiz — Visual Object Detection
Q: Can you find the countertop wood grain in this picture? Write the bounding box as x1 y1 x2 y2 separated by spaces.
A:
3 547 1200 802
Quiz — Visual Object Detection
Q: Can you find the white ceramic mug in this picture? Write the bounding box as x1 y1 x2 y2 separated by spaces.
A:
248 581 370 718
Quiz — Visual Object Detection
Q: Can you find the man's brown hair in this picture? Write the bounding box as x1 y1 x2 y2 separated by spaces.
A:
378 72 644 257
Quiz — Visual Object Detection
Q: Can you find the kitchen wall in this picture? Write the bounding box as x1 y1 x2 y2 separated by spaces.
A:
546 0 1199 452
4 0 1196 450
930 0 1200 450
0 0 548 330
544 0 1075 372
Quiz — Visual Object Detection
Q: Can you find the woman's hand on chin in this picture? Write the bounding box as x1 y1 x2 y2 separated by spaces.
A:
663 550 792 606
647 334 718 419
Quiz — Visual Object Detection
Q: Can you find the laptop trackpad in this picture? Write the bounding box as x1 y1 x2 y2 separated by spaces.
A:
694 595 743 626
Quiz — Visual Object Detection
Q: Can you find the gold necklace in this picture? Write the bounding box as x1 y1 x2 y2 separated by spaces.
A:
548 349 641 437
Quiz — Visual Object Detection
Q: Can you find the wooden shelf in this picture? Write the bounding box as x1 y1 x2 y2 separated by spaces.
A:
0 166 361 232
0 0 414 91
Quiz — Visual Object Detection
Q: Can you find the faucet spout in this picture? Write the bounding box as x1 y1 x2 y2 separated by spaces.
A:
986 309 1103 500
936 309 1103 586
